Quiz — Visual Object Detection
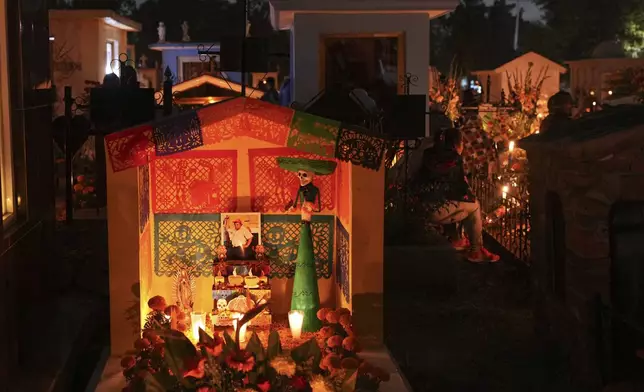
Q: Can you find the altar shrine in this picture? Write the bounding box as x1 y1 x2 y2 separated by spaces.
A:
105 96 387 355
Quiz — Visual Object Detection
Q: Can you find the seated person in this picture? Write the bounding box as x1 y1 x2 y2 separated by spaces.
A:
539 91 573 135
416 128 500 263
223 217 256 260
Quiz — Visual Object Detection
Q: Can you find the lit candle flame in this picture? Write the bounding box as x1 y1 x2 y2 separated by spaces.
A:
232 267 237 276
508 141 515 153
248 269 254 277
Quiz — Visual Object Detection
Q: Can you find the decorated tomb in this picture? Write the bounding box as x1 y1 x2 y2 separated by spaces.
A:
105 96 387 356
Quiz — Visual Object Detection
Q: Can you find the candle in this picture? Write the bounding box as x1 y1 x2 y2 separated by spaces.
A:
288 310 304 340
502 185 509 199
191 312 206 342
214 270 225 285
228 267 244 286
232 313 249 343
508 140 515 153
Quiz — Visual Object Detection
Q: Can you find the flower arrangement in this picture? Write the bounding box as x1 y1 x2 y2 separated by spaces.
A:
121 302 390 392
72 174 97 209
503 63 549 139
429 62 462 125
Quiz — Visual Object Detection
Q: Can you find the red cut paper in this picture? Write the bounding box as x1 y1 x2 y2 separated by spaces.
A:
241 99 293 146
150 150 237 213
198 97 247 145
248 147 336 213
105 125 155 172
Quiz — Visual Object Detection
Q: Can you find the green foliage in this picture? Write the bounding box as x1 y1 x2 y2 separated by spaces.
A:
290 338 322 369
267 330 283 360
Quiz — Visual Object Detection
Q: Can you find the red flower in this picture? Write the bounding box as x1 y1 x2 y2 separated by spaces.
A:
257 377 271 392
120 355 136 370
289 375 309 391
225 349 256 372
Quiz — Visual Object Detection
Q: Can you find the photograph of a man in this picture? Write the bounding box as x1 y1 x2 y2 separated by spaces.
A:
222 214 259 260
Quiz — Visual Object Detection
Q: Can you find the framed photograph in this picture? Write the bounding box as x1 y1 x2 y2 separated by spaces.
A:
221 213 262 261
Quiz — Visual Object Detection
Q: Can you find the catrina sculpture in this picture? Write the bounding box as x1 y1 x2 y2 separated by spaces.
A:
277 157 337 332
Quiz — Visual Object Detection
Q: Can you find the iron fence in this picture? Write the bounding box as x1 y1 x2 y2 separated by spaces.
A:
470 174 531 264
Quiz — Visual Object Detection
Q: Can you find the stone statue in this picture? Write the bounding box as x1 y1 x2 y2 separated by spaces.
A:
157 22 166 43
181 21 190 42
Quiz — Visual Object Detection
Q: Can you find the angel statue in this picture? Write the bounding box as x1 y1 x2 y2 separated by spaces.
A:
277 157 337 332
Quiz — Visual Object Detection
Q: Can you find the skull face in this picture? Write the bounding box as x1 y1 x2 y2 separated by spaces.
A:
297 170 314 186
216 299 227 312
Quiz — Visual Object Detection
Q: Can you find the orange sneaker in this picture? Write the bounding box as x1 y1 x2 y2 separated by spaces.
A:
466 247 501 263
451 238 470 251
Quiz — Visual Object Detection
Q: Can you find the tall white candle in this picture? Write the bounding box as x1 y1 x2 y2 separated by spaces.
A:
288 310 304 340
191 312 206 342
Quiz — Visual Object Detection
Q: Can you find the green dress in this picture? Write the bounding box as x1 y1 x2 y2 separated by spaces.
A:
290 221 322 332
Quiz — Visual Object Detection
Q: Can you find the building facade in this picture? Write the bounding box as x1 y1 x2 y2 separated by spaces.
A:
0 0 55 389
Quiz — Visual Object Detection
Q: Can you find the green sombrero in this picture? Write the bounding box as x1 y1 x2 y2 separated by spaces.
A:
276 157 337 175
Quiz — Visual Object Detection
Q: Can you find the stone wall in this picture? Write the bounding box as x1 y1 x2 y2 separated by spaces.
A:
525 132 644 390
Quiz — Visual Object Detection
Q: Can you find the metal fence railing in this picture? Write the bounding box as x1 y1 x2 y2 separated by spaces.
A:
470 174 531 264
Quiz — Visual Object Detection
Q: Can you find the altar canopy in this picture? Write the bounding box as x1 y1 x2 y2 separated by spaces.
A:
105 97 388 173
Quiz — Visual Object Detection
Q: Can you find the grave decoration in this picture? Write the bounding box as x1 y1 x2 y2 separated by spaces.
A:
106 96 384 361
278 157 338 332
104 97 387 172
125 298 389 392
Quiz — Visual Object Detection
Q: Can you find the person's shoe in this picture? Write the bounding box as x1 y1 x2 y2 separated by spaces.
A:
451 237 470 251
466 247 501 263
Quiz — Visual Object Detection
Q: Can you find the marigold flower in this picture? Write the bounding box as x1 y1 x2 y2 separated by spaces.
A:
327 335 343 348
225 349 256 372
134 338 151 351
338 313 351 328
147 296 167 312
269 355 296 377
120 355 136 369
341 357 360 370
325 311 339 324
342 336 357 352
310 375 334 392
73 184 83 192
76 175 85 183
336 308 351 316
316 308 331 321
321 354 341 370
319 326 334 339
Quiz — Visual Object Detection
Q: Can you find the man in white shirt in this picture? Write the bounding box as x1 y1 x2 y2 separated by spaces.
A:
224 217 254 259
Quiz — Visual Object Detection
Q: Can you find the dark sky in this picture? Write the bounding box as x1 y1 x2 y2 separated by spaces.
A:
135 0 543 22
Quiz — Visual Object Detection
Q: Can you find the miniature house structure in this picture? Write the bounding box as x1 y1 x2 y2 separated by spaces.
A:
106 96 386 356
522 106 644 389
49 9 141 116
472 51 566 104
105 0 458 360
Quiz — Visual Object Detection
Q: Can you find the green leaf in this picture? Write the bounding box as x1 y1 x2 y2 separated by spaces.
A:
144 371 175 392
159 329 197 388
290 338 322 369
341 369 358 392
267 330 282 360
235 302 270 344
245 332 265 362
223 331 236 352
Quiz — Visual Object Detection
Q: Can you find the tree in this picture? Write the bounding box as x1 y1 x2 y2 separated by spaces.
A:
533 0 635 60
